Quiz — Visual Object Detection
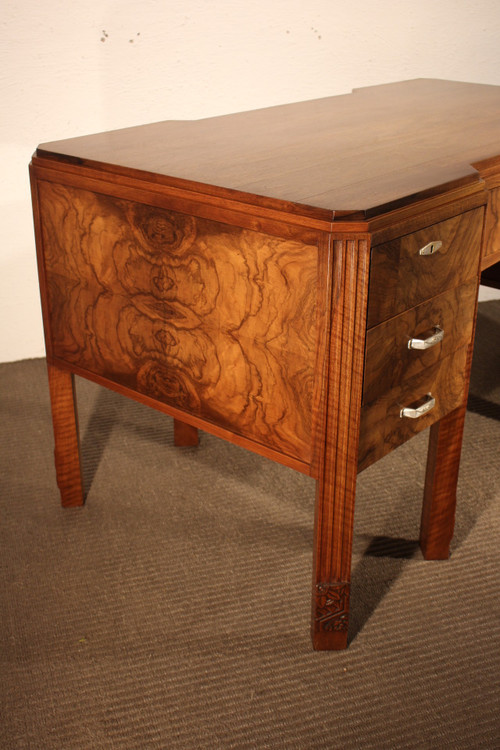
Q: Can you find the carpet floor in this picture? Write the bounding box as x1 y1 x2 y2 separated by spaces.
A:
1 300 499 749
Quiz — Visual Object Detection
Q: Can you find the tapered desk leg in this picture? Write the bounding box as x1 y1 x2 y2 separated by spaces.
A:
312 463 357 650
311 236 370 650
47 363 84 507
420 404 467 560
173 419 199 447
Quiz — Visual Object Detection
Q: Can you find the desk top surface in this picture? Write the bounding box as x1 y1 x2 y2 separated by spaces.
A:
37 79 500 220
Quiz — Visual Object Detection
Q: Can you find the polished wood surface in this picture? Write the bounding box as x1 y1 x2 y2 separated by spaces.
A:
47 363 84 507
363 280 477 404
420 405 468 560
420 293 479 560
30 80 500 649
37 80 500 218
367 209 484 327
312 237 370 649
37 180 319 464
358 346 469 472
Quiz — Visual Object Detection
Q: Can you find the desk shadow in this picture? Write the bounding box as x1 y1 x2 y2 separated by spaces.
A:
78 385 122 496
467 393 500 421
469 300 500 398
77 382 177 496
348 536 421 644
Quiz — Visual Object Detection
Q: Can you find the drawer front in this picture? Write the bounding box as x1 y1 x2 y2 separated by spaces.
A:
358 346 468 472
363 279 477 404
367 208 484 327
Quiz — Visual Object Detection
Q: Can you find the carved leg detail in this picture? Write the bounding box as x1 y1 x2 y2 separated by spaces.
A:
420 404 467 560
47 363 85 507
173 419 199 447
312 582 350 650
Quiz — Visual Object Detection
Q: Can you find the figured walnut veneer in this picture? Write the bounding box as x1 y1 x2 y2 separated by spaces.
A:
31 80 500 650
367 209 483 327
363 280 477 404
359 346 469 472
38 181 319 463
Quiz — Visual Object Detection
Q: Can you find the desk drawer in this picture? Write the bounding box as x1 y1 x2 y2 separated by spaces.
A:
358 345 468 471
367 208 484 327
363 279 477 403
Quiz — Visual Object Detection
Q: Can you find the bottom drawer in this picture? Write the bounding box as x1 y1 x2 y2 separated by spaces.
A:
358 346 468 472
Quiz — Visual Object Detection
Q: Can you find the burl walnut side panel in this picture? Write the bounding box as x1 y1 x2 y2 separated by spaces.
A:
37 181 320 463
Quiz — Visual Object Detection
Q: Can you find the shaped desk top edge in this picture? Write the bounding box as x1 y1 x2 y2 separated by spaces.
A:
35 78 500 224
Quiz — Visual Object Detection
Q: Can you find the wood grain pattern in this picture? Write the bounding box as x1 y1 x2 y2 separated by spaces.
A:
419 287 479 560
30 80 500 650
32 157 338 238
47 363 84 506
363 280 477 403
358 346 469 472
420 405 467 559
312 235 371 650
37 181 319 463
36 80 500 217
367 208 484 327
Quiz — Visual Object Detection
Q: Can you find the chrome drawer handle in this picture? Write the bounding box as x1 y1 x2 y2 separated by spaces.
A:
408 325 444 350
400 393 435 419
419 240 442 256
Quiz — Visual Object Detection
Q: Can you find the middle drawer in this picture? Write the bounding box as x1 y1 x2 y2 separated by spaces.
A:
363 279 477 404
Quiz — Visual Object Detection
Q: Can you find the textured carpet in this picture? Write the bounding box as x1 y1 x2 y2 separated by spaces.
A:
1 300 499 749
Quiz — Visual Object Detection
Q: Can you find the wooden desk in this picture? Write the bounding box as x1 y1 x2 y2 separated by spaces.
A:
30 79 500 649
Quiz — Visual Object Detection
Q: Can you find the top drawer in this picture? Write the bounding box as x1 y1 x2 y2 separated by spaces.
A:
367 208 484 327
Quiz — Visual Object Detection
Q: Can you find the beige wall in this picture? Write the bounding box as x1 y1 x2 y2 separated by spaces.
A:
2 0 500 362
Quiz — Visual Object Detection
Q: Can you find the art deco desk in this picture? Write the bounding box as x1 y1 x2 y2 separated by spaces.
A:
30 79 500 649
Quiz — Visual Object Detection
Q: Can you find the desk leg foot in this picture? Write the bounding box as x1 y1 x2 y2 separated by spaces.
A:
312 582 350 650
173 419 199 447
47 363 85 507
420 404 466 560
